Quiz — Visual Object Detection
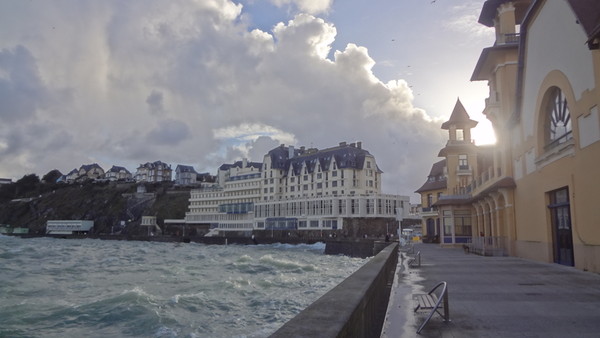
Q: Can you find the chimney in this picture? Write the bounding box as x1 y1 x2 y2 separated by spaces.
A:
242 158 247 168
357 141 362 149
350 142 356 148
288 145 295 158
339 142 347 147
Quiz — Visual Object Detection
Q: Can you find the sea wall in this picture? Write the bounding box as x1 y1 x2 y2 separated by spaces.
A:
269 242 398 338
324 239 394 258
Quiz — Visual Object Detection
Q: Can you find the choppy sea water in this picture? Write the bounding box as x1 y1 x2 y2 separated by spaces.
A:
0 235 367 338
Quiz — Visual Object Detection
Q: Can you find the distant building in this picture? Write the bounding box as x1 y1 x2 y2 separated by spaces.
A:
181 142 409 234
0 178 12 185
64 169 79 183
196 172 217 187
46 220 94 235
77 163 105 181
140 216 162 236
134 161 172 183
105 166 133 182
175 165 198 185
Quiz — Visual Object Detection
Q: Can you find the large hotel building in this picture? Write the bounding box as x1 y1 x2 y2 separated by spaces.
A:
181 142 408 234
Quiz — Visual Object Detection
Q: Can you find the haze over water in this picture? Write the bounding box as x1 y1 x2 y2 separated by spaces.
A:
0 236 367 337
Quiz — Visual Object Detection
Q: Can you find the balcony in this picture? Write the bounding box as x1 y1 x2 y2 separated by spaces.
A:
498 33 520 45
420 207 438 217
456 165 472 176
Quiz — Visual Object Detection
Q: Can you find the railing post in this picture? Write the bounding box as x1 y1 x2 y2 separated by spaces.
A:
443 286 450 322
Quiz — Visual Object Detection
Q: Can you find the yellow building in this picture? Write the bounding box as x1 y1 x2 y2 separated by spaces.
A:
417 0 600 272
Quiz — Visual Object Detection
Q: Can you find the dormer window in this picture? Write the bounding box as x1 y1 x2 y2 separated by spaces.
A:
456 129 464 141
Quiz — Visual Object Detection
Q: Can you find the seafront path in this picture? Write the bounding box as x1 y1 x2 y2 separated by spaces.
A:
380 242 600 338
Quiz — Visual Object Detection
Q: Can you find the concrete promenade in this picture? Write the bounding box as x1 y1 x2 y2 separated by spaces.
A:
380 243 600 337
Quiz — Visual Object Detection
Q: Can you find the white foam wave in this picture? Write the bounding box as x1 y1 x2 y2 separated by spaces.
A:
259 254 318 272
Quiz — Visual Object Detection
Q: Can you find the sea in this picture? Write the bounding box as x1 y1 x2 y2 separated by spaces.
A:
0 235 367 338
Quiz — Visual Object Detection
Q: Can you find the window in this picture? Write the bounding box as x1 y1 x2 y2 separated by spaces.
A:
456 129 464 141
443 210 452 235
545 87 572 148
458 155 468 169
454 210 471 236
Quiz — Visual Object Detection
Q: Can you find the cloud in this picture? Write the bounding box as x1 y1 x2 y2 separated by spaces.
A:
0 0 446 200
271 0 334 15
444 2 494 40
146 90 165 115
147 119 191 145
0 45 48 122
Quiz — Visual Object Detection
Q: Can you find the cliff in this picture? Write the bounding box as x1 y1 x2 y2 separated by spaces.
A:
0 180 190 235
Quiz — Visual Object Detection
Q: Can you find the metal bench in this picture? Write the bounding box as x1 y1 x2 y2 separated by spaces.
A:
413 281 450 334
407 251 421 267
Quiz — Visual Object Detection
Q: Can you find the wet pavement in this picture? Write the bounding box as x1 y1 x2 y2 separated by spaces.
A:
380 242 600 338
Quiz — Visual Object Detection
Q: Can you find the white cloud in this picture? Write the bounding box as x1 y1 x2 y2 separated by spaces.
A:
0 0 446 200
445 2 494 39
271 0 334 15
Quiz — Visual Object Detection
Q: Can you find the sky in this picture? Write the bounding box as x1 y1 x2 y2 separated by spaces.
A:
0 0 495 202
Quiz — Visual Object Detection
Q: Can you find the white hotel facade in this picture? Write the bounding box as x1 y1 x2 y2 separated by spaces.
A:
182 142 409 233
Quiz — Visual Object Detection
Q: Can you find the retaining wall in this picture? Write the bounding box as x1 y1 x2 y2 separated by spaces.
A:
269 242 398 338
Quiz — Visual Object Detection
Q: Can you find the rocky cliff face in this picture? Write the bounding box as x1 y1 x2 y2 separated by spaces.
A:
0 181 190 235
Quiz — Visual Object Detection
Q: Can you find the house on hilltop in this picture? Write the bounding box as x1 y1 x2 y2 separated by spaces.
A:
78 163 105 181
135 161 172 183
175 165 198 185
105 166 133 182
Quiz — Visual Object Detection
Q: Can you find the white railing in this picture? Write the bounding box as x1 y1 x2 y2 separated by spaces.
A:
468 236 507 256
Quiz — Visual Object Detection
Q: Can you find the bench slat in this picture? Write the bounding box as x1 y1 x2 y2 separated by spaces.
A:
415 294 440 310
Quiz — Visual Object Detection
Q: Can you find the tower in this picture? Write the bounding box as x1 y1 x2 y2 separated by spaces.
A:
438 98 479 195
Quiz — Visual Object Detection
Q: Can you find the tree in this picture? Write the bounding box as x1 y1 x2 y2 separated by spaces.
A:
15 174 40 197
42 169 62 183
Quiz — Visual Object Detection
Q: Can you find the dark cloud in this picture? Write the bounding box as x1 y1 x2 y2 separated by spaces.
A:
247 136 280 161
146 119 191 145
146 90 165 115
0 45 48 122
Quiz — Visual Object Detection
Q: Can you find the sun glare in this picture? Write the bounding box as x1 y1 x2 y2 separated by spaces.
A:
472 120 497 145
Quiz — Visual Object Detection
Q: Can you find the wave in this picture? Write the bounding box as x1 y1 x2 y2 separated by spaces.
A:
259 254 318 272
267 242 326 252
1 237 365 337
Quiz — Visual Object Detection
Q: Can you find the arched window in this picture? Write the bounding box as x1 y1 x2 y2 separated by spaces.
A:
545 87 572 148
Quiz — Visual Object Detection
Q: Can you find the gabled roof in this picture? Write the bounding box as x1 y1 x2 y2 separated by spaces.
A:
219 161 262 171
269 143 377 176
566 0 600 49
107 165 131 174
441 99 478 130
80 163 103 172
415 160 447 193
175 164 197 173
138 160 171 169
